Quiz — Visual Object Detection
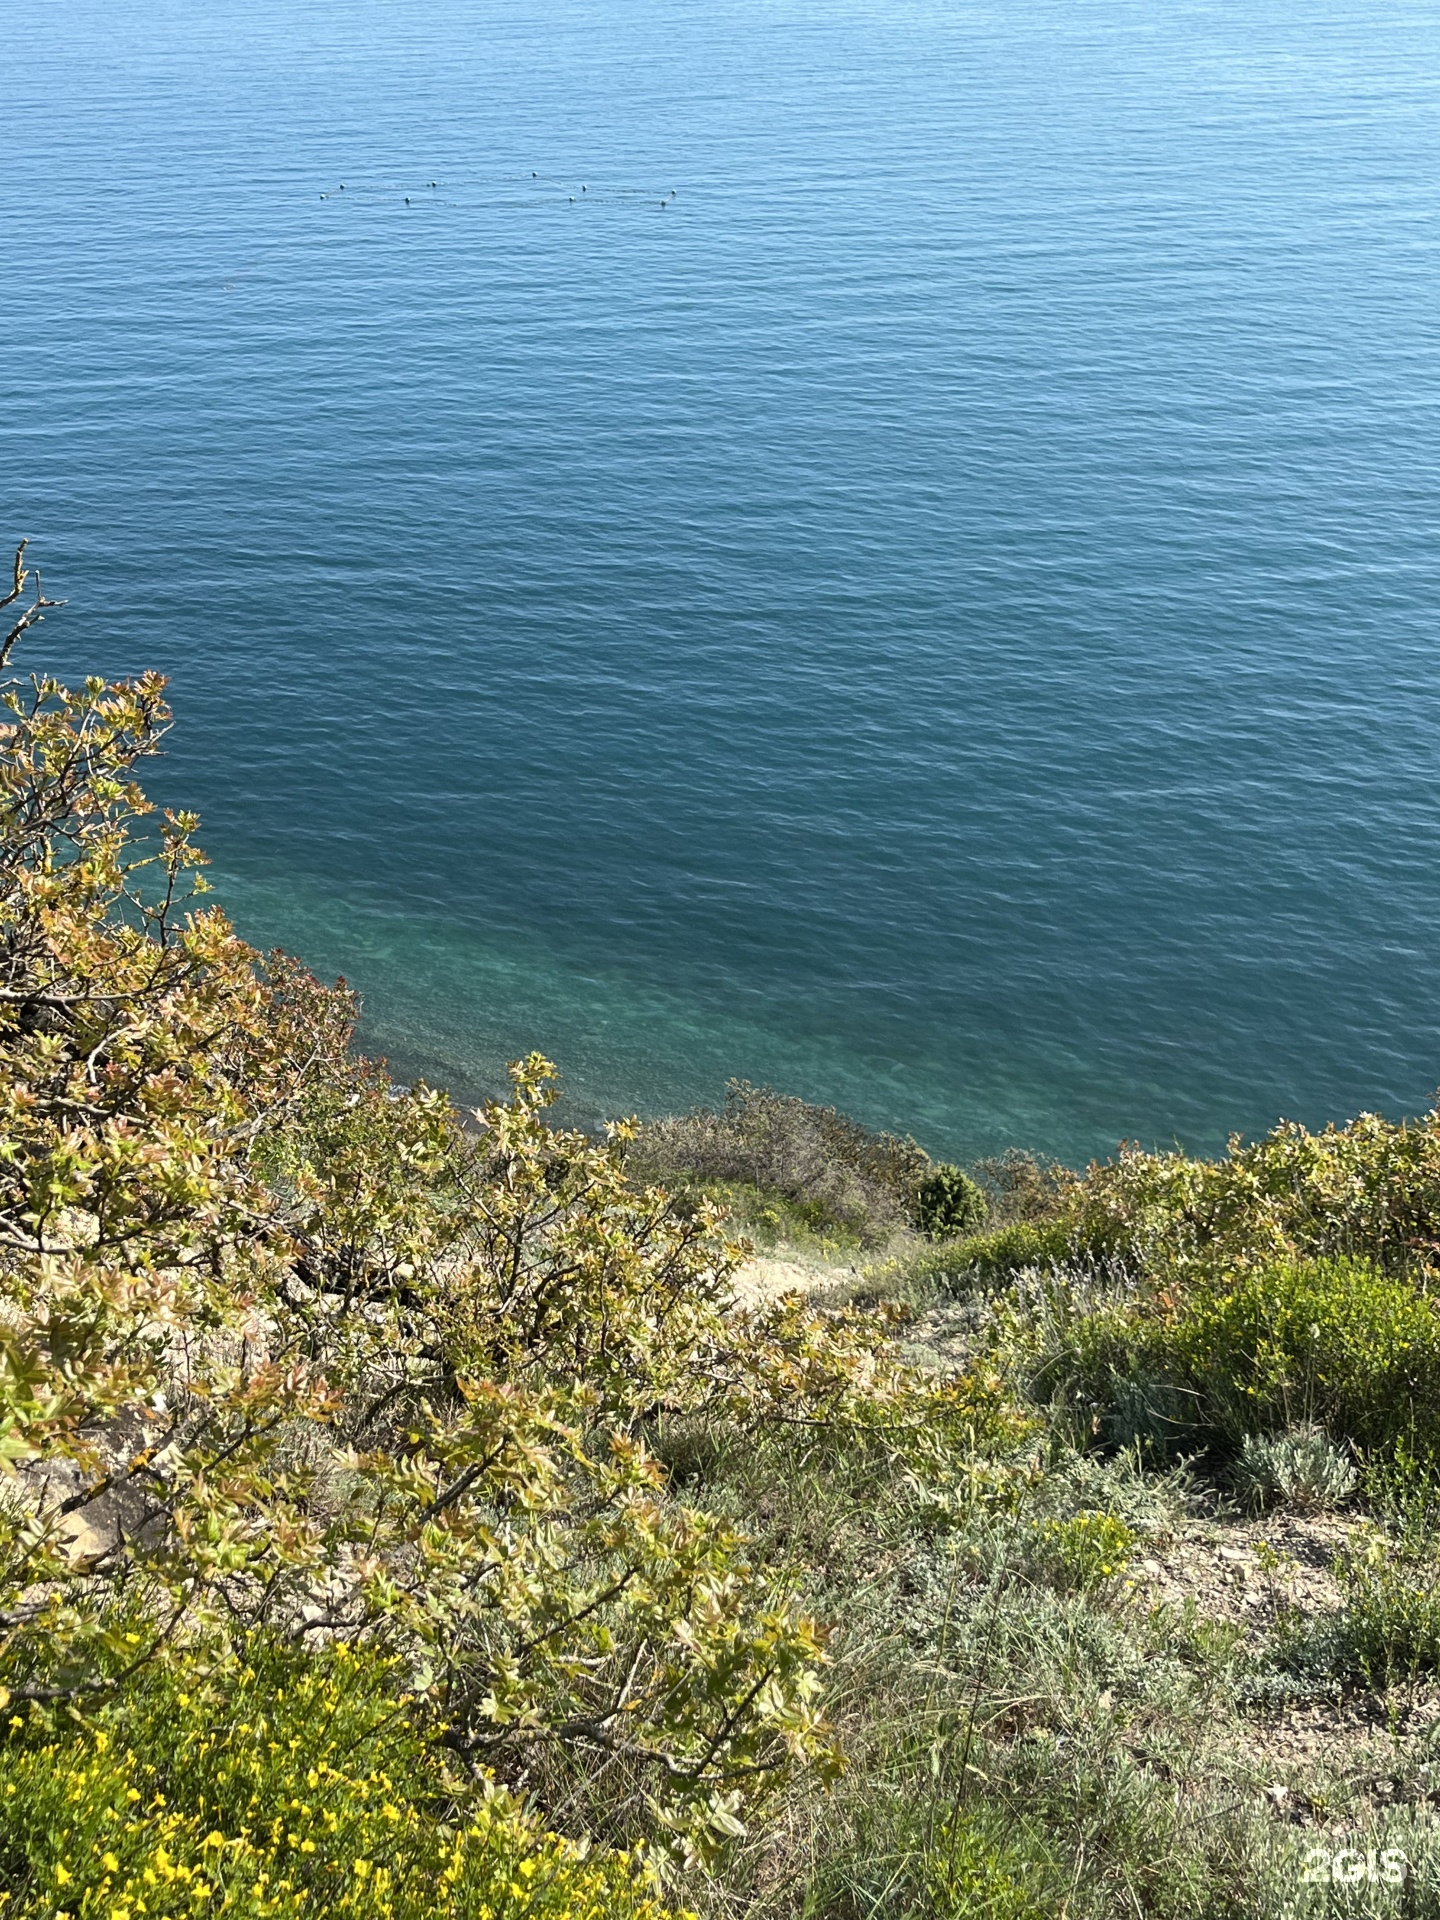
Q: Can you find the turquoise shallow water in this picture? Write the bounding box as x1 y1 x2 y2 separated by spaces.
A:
6 0 1440 1162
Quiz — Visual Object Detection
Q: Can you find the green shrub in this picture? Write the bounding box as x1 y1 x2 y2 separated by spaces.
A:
1279 1547 1440 1687
916 1164 988 1240
972 1150 1075 1230
1029 1251 1440 1459
924 1812 1050 1918
1146 1256 1440 1457
940 1222 1078 1286
1035 1256 1440 1463
1031 1510 1138 1592
1333 1565 1440 1685
629 1081 928 1242
1071 1111 1440 1279
662 1177 864 1255
1359 1442 1440 1546
0 1640 680 1920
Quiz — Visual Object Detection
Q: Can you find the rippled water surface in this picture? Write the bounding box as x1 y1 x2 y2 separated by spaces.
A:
6 0 1440 1160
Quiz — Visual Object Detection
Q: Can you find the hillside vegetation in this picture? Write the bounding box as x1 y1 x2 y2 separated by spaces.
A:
3 549 1440 1917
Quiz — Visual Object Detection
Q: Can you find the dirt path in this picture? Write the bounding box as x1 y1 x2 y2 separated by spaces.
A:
731 1254 849 1308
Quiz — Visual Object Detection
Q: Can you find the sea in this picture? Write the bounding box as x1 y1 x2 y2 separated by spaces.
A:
5 0 1440 1166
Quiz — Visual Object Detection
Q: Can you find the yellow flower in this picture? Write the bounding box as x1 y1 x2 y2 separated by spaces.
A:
55 1866 73 1886
103 1853 120 1873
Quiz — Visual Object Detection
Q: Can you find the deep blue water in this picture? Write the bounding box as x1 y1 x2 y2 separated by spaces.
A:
6 0 1440 1163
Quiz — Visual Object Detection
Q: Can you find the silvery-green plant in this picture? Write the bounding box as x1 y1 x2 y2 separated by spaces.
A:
1233 1424 1357 1513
